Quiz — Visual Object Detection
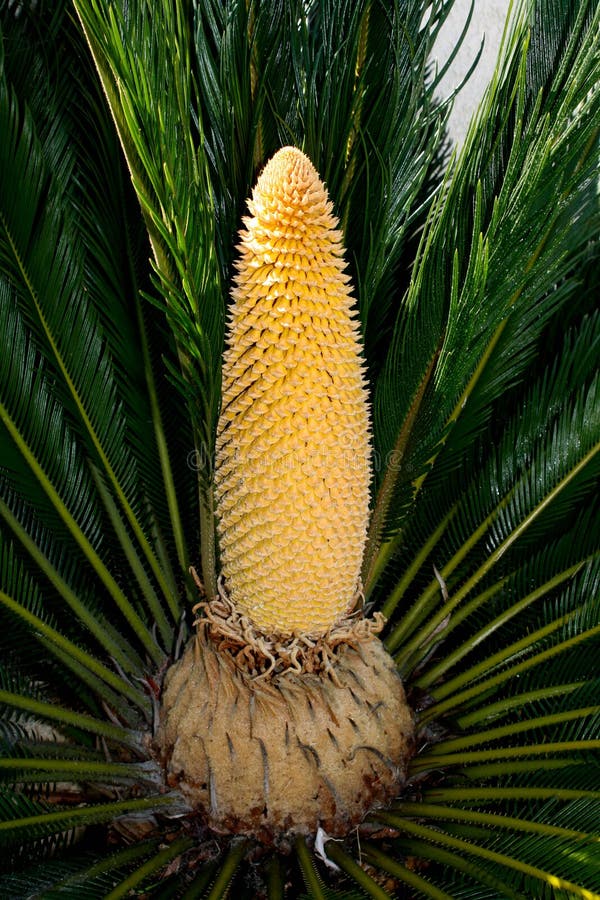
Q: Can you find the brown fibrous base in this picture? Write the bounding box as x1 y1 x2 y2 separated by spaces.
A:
156 622 414 843
194 579 386 681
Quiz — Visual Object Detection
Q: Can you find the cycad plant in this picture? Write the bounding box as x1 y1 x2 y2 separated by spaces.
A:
0 0 599 896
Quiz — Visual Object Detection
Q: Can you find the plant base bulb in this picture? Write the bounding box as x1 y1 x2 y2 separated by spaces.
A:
156 628 414 842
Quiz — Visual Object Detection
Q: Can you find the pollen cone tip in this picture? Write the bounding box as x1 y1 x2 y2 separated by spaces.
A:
258 145 317 186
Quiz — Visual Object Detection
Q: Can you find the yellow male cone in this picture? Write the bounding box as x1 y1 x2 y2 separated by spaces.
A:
215 147 372 636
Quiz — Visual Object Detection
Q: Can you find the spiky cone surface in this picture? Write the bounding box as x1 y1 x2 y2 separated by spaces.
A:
157 628 414 841
215 146 372 637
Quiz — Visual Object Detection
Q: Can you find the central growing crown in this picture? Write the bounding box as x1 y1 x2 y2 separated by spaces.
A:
157 148 413 840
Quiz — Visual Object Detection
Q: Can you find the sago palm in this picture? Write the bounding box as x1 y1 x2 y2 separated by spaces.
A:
0 0 598 897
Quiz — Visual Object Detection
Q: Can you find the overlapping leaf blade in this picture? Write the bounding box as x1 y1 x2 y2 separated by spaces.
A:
0 0 598 896
364 0 599 588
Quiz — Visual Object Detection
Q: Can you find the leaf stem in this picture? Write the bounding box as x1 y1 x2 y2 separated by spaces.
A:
204 839 248 900
420 618 600 723
294 836 327 900
0 689 135 746
410 740 600 772
416 559 587 689
0 794 184 834
363 351 439 597
375 814 599 900
0 402 163 665
0 589 148 712
397 440 599 667
0 498 142 674
362 843 452 899
105 835 194 900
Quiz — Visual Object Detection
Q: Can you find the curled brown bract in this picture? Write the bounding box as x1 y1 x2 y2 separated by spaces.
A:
192 572 385 682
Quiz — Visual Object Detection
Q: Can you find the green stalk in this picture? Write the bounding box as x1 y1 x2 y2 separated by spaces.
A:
0 758 156 782
0 498 143 674
0 402 162 665
267 855 284 900
56 841 159 890
361 844 453 900
1 212 177 624
391 801 597 843
433 706 600 754
0 590 148 711
105 836 193 900
179 863 220 900
410 740 600 773
204 840 248 900
324 841 393 899
0 794 183 834
199 480 218 601
425 786 600 803
363 351 439 597
41 639 145 726
376 814 598 900
388 513 495 655
74 9 167 275
133 284 191 604
339 2 370 238
406 90 597 506
294 836 328 900
419 618 600 723
0 690 134 746
397 440 599 665
91 467 172 645
430 610 572 702
464 758 583 779
75 4 219 604
416 560 587 688
117 161 186 609
458 681 586 728
75 5 195 599
388 835 529 900
381 508 455 623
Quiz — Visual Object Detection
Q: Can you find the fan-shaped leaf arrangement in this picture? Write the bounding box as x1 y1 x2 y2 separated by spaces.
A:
0 0 598 897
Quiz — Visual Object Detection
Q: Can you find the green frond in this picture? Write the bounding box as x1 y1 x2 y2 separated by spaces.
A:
0 542 150 716
295 836 374 899
384 348 599 670
376 812 599 899
0 754 161 791
295 835 330 900
0 19 185 624
0 688 136 749
366 838 527 900
0 0 598 896
200 839 249 900
69 67 193 602
101 836 194 899
379 304 600 634
0 790 187 856
322 841 395 899
0 842 161 898
417 566 599 719
72 0 225 596
0 488 152 678
365 0 599 582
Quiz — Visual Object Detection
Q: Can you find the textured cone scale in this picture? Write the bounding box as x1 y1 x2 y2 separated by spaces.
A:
157 630 414 840
216 146 371 636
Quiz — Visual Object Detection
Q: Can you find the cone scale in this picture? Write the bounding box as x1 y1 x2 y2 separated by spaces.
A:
215 146 371 637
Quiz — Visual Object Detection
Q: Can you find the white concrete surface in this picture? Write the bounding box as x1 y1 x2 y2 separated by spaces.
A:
431 0 512 145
